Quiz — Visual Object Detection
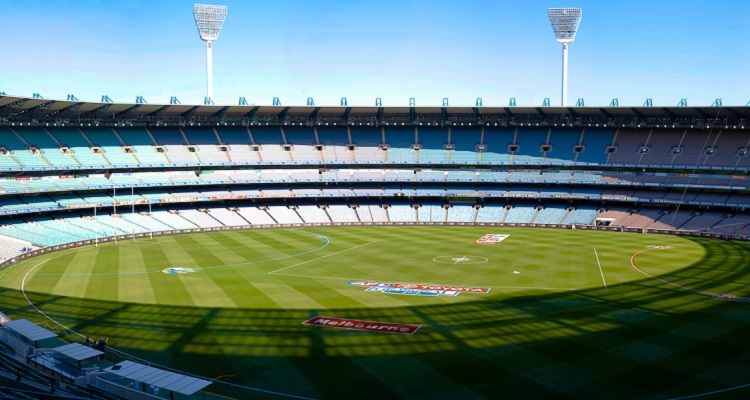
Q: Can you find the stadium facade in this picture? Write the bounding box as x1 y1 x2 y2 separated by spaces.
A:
0 94 749 265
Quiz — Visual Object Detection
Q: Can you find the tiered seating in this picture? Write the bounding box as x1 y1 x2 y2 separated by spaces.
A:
368 204 389 222
18 128 79 168
0 179 30 193
512 128 548 163
115 127 169 165
236 207 275 224
251 127 289 163
97 214 148 234
266 206 303 224
450 127 481 163
67 215 121 237
80 176 114 188
625 209 663 229
0 222 59 247
504 205 537 223
326 205 358 222
349 127 382 162
545 128 580 163
49 128 109 168
20 196 58 209
217 128 257 164
183 128 228 164
563 207 598 225
54 178 87 190
49 194 85 207
387 204 415 222
179 209 223 227
122 213 173 231
711 215 750 235
109 174 142 187
151 211 197 229
296 205 330 223
169 173 200 183
534 207 568 224
447 205 476 222
23 179 57 192
713 132 750 167
595 208 632 226
82 127 139 167
574 128 615 164
418 204 444 222
150 128 198 165
385 127 416 163
0 127 49 169
678 212 725 232
0 235 34 261
481 128 514 163
206 208 248 226
37 219 94 240
648 211 693 230
283 127 319 163
607 129 650 165
20 220 83 244
475 205 506 223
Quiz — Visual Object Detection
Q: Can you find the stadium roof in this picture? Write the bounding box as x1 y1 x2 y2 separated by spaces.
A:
2 319 58 342
52 342 103 361
103 360 212 396
0 94 747 128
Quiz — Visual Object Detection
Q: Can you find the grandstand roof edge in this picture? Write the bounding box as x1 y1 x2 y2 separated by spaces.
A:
1 94 748 123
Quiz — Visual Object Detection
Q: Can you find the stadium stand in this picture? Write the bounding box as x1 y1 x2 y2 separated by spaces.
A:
297 205 331 223
446 205 476 222
151 210 198 229
180 209 224 228
327 205 359 222
266 205 303 224
368 204 389 222
207 207 249 226
387 204 416 222
534 206 569 224
476 205 507 223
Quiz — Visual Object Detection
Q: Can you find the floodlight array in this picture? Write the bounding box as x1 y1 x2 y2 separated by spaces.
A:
548 8 582 43
194 4 228 41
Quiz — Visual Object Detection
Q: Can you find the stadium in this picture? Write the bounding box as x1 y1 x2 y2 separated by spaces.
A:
1 3 750 400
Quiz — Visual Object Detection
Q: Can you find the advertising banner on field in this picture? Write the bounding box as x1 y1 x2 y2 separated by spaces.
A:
302 316 421 335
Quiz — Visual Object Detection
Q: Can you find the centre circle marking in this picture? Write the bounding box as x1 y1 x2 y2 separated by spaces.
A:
432 255 488 265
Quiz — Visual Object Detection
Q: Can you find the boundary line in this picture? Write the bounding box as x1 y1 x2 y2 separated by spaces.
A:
630 248 715 297
17 244 319 399
667 383 750 400
267 241 379 275
593 247 607 291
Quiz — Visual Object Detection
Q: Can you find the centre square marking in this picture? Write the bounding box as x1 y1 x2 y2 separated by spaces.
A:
432 255 489 265
347 281 490 296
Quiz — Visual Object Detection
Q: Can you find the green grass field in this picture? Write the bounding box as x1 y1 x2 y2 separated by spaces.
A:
2 226 750 399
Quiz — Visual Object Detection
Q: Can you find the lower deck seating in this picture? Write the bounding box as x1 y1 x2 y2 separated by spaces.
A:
207 208 249 226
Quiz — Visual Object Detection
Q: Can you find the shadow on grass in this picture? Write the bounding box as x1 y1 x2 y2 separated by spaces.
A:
1 237 750 400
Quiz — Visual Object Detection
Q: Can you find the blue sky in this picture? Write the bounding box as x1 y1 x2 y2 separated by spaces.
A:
1 0 748 107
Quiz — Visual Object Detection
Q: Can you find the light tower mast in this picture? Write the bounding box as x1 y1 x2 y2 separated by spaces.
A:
548 8 582 107
193 4 228 104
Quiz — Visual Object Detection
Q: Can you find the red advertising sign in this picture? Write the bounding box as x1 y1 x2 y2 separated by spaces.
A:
302 316 421 335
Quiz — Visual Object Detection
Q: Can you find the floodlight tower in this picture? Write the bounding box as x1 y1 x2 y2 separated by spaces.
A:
193 4 228 104
548 8 582 106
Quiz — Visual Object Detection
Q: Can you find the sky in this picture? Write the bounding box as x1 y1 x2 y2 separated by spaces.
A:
1 0 748 107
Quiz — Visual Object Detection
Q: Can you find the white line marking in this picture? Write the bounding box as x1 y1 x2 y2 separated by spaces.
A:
594 247 607 291
267 241 379 275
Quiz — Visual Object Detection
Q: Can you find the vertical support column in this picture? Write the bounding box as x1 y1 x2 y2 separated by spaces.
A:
206 41 214 99
561 43 568 107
